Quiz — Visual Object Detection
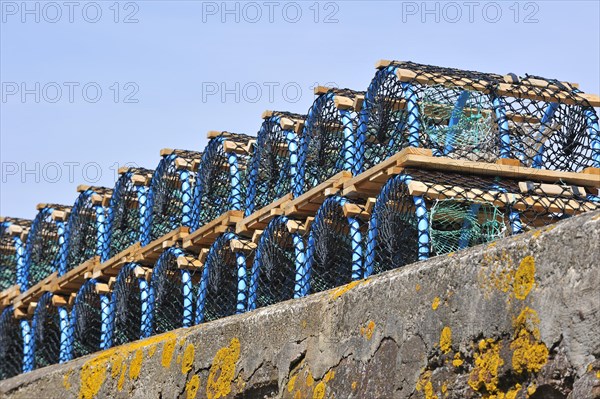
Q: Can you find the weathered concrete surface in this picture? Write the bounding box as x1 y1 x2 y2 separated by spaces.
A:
1 211 599 399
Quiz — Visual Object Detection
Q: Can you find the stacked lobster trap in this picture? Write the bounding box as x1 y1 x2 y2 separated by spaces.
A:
1 60 599 380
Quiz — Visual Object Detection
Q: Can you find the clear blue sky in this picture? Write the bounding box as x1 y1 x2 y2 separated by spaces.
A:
1 0 599 219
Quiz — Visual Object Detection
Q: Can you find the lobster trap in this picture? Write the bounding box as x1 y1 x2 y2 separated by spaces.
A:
364 168 599 277
358 60 600 172
145 149 202 244
108 263 151 347
247 216 306 311
305 196 367 294
31 292 70 369
195 232 249 324
23 204 70 291
149 248 196 335
104 167 153 262
0 218 30 291
69 279 110 359
295 88 364 196
0 307 31 379
245 111 305 216
61 186 112 276
192 132 253 230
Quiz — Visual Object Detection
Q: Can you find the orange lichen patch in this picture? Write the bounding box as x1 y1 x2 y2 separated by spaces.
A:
129 349 143 380
440 327 452 354
294 391 302 399
186 375 200 399
596 371 600 380
478 249 516 297
312 381 326 399
416 283 422 292
78 331 179 399
527 383 537 396
206 338 241 399
351 381 358 390
468 339 503 393
452 353 463 368
324 370 335 383
182 344 195 375
360 320 376 340
162 337 177 368
511 308 548 374
432 297 441 310
330 280 362 300
63 369 73 390
441 383 448 394
416 370 439 399
514 256 535 300
288 375 297 393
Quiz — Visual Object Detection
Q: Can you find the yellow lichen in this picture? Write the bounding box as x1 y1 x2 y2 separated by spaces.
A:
441 383 447 394
514 256 535 300
294 390 302 399
324 370 335 382
468 339 503 393
440 327 452 354
312 381 326 399
288 375 297 393
186 375 200 399
63 369 73 390
162 337 177 368
182 344 195 375
206 338 241 399
505 384 522 399
527 383 537 396
452 353 463 368
511 308 548 374
148 344 157 358
416 371 439 399
432 297 441 310
596 371 600 379
416 283 422 292
360 321 375 340
351 381 357 390
330 280 362 299
78 331 179 399
306 371 314 387
117 365 127 391
129 349 143 380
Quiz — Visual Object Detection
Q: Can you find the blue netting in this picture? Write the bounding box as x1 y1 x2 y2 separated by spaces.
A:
108 263 151 347
69 279 110 359
245 112 303 216
247 216 306 310
195 232 248 324
0 218 29 291
149 247 195 335
0 307 29 379
305 196 366 293
32 292 70 369
104 168 153 262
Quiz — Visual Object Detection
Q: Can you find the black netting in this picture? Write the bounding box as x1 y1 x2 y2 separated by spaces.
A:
150 248 196 335
24 205 70 290
196 232 248 323
111 263 148 347
359 61 599 172
71 280 104 359
0 218 30 291
0 307 25 380
106 168 153 261
245 112 304 216
192 133 253 229
306 196 367 293
32 293 63 369
365 168 599 277
64 187 112 274
248 216 305 310
296 89 364 196
147 150 202 242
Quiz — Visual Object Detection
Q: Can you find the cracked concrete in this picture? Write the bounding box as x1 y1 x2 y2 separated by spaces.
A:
1 211 599 399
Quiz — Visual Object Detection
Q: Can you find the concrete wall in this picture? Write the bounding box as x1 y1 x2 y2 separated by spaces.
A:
1 211 599 399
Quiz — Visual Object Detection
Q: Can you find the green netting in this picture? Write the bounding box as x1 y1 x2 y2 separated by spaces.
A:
428 200 506 256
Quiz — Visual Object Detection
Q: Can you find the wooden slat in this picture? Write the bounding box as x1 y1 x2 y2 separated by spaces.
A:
284 171 353 217
136 227 190 264
51 256 100 294
91 242 142 279
12 272 57 310
518 182 586 198
182 210 244 252
236 193 293 235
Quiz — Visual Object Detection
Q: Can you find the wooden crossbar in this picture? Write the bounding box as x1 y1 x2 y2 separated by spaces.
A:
135 227 190 265
236 193 293 236
284 171 353 217
51 256 100 295
182 210 244 252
